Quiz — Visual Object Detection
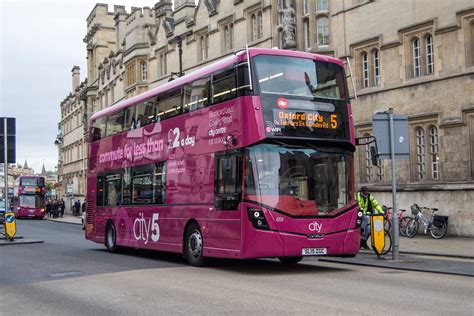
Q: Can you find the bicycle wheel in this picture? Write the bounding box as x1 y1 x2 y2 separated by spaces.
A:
430 222 448 239
399 216 410 237
384 217 392 232
381 229 392 255
367 229 392 255
405 218 419 238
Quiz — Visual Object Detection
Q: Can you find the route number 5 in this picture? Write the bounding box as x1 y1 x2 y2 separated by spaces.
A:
151 213 160 242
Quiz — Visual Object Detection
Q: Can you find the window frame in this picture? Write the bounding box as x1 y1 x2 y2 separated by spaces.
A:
362 52 369 88
316 16 330 47
413 38 421 78
429 125 440 180
303 19 310 51
373 49 380 86
425 35 434 75
415 127 426 180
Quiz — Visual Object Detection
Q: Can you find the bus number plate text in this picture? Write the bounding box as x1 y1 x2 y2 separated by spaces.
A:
302 247 327 256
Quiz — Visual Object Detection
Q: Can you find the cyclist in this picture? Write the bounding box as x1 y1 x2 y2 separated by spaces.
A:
357 186 384 249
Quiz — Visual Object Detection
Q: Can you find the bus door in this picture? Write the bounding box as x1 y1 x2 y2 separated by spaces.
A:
208 151 242 249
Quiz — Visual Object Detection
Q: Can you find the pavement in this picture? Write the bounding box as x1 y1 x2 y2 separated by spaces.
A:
3 214 473 276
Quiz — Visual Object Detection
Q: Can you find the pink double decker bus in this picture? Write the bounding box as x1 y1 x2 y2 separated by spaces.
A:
86 48 361 266
13 176 46 219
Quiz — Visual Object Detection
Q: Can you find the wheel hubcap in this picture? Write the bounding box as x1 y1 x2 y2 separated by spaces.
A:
188 230 202 258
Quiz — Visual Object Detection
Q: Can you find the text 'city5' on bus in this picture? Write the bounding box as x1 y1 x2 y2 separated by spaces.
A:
86 48 361 266
13 176 46 219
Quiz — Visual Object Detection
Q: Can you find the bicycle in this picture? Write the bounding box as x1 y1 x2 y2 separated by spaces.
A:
405 203 449 239
382 205 410 237
362 214 392 255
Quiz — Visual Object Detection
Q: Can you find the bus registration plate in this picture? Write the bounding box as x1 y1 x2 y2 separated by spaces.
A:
302 248 327 256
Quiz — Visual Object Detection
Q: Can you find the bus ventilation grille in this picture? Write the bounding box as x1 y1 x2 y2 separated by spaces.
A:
86 200 94 224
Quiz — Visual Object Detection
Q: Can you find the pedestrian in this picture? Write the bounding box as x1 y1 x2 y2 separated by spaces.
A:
74 200 81 216
356 186 384 249
45 200 51 217
58 200 64 218
51 200 59 218
81 200 86 213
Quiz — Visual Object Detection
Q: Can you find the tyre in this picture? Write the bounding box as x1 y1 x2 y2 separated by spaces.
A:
430 222 448 239
278 256 303 264
184 223 207 267
367 229 392 255
405 218 419 238
381 229 392 255
105 223 118 253
399 216 410 237
384 217 392 232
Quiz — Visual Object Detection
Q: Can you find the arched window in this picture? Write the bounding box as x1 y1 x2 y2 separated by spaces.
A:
258 12 263 39
470 21 474 66
413 38 421 77
362 52 369 88
373 49 380 86
140 62 147 81
426 35 434 75
317 0 328 11
303 0 309 15
224 26 231 51
230 24 234 49
429 126 440 179
277 0 284 24
303 20 310 50
252 14 257 41
317 17 329 47
416 127 425 180
365 135 373 182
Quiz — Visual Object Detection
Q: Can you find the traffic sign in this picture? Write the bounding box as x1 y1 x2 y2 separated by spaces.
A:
0 117 16 163
5 211 16 240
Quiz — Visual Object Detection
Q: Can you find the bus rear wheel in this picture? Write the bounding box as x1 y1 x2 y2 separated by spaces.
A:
278 256 303 264
105 223 118 253
184 223 207 267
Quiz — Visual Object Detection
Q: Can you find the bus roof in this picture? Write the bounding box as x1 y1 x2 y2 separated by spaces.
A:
90 48 344 122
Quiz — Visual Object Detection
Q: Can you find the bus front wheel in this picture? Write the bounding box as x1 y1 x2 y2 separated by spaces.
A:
105 223 118 253
184 223 207 267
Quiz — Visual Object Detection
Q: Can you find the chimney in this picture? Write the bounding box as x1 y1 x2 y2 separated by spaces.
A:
72 66 80 92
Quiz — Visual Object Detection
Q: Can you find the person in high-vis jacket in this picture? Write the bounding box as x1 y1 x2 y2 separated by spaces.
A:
357 186 384 249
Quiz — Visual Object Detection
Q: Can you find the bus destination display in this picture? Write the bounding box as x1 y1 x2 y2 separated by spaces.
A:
272 109 338 130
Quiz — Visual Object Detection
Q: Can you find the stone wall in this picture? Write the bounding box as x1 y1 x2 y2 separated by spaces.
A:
376 188 474 237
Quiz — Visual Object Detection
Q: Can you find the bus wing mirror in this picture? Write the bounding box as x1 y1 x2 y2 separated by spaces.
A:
355 136 379 166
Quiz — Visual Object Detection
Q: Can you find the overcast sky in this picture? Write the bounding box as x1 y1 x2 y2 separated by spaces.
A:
0 0 154 174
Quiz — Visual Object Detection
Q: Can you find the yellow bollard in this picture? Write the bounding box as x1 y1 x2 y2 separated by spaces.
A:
4 212 16 241
370 215 385 256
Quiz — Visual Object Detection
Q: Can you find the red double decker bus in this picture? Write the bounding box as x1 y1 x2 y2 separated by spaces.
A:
86 48 361 266
13 176 46 219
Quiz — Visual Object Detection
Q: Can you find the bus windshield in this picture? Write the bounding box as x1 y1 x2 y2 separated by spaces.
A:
19 195 43 208
21 177 44 187
254 55 346 100
244 144 351 217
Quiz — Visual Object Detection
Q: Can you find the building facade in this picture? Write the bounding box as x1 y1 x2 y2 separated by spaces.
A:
57 0 473 235
331 0 474 236
56 66 88 205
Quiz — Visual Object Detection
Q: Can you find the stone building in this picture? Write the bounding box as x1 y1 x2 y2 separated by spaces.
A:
56 66 88 205
57 0 473 235
331 0 474 236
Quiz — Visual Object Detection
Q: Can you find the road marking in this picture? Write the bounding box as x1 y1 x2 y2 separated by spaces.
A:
47 271 83 278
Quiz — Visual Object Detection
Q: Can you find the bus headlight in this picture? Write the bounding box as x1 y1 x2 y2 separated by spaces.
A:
248 208 269 230
40 208 45 213
356 210 364 228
